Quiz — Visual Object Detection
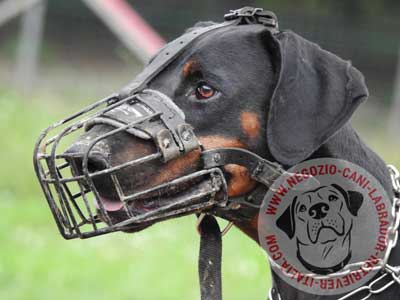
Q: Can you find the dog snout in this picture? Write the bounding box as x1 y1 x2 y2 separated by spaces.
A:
81 152 109 174
63 140 121 201
309 203 330 220
64 142 110 175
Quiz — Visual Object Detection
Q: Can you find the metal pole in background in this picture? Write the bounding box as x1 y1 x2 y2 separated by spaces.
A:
13 0 47 92
389 47 400 139
0 0 41 27
83 0 165 64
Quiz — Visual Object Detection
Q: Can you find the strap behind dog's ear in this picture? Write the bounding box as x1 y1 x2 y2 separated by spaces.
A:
266 31 369 166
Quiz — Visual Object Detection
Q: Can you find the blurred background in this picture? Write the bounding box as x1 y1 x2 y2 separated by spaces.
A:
0 1 399 300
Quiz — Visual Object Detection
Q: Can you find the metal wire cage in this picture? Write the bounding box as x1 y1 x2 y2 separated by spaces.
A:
33 92 228 239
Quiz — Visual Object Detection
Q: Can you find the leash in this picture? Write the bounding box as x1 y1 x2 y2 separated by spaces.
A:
268 165 400 300
198 214 223 300
197 146 286 300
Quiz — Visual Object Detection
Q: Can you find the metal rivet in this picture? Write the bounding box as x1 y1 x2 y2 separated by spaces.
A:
162 138 171 148
181 129 192 141
214 153 221 163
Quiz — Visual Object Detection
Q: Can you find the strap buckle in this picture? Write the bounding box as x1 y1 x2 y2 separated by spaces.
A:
224 7 263 19
224 7 278 29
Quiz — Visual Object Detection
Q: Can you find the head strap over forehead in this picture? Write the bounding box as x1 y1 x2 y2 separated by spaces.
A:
119 7 279 98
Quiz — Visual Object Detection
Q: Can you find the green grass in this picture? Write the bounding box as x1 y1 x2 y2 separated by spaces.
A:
0 89 269 300
0 88 399 300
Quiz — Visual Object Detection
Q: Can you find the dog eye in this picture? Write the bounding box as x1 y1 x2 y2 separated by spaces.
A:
299 205 307 212
195 84 216 100
329 195 338 202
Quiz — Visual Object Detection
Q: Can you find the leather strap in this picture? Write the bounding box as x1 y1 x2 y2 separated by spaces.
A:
118 20 240 98
202 148 285 188
198 215 222 300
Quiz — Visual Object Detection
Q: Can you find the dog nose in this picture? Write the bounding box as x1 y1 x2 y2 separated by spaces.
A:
64 143 109 174
309 203 329 220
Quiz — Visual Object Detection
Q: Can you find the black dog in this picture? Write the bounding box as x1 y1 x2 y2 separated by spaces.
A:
66 20 400 299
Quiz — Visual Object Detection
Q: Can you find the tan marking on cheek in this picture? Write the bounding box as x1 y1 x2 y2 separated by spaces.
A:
224 164 257 197
240 111 261 140
151 135 247 186
135 136 257 197
182 60 200 77
149 136 243 189
199 135 256 197
151 149 201 186
199 136 246 149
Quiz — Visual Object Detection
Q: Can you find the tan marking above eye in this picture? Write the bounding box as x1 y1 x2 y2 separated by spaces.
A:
182 60 200 77
240 111 261 140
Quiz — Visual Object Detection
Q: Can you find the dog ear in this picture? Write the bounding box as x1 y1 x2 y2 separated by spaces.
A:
263 30 369 166
276 196 297 239
346 190 364 216
331 184 364 216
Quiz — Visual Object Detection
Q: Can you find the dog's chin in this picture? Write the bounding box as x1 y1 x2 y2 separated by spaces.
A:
298 226 351 273
316 227 340 244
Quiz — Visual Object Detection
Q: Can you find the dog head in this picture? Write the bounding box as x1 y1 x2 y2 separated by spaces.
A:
276 184 364 274
65 19 368 231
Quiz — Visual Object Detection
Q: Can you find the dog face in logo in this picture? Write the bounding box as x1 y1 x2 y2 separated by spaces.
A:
276 184 364 274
